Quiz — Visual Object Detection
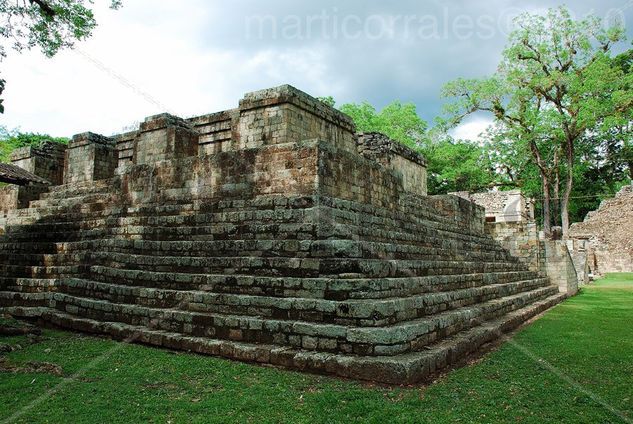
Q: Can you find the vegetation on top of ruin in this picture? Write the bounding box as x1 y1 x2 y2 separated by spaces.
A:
1 273 631 423
0 126 68 163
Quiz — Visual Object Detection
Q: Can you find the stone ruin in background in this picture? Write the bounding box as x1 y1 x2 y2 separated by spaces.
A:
569 185 633 279
0 85 571 384
452 190 580 294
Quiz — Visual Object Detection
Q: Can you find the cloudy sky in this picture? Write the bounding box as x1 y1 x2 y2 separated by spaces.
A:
1 0 632 140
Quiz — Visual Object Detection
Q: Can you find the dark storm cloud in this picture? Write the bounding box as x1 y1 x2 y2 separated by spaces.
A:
196 0 633 123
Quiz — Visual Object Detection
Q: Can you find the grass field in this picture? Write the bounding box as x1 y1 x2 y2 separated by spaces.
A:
1 274 632 423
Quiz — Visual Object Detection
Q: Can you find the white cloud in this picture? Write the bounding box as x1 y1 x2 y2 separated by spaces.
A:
451 116 494 143
0 1 337 137
0 0 630 137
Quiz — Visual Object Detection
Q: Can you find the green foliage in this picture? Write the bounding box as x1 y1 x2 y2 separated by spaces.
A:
340 101 428 149
426 135 497 194
0 0 121 59
442 6 632 232
316 96 336 108
1 275 632 423
0 127 68 163
338 99 497 195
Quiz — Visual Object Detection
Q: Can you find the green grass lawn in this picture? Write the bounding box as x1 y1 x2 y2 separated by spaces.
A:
1 274 632 424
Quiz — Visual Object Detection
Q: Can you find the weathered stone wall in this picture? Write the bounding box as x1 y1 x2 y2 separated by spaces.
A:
133 114 199 165
484 211 579 293
425 195 486 234
106 85 426 210
10 142 66 185
542 240 579 295
0 185 49 224
114 131 137 169
568 244 591 285
64 133 117 184
356 132 427 196
485 222 541 273
453 190 533 223
569 185 633 275
237 86 357 153
122 140 320 205
0 186 18 214
190 110 237 155
0 142 63 215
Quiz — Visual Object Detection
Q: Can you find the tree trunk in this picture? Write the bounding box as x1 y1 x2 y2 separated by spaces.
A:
541 173 552 238
561 140 574 239
553 168 560 227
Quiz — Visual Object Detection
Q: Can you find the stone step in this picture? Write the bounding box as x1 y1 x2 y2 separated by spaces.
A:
0 265 82 279
4 195 497 249
43 284 557 356
83 266 542 299
0 239 514 267
49 239 514 262
319 198 486 239
1 201 506 260
1 292 566 384
0 278 58 293
0 253 85 266
30 193 119 209
42 178 118 198
326 220 503 250
0 291 50 307
0 225 509 261
79 253 525 278
344 286 559 354
51 276 551 327
2 206 125 225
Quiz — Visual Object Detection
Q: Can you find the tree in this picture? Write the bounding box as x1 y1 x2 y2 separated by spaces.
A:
443 7 632 238
611 46 633 180
442 76 562 236
0 0 122 112
0 78 4 113
425 134 497 194
0 126 68 162
507 8 631 238
337 99 498 194
340 101 428 149
317 96 336 108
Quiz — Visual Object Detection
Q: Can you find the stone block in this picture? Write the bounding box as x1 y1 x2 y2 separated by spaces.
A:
64 132 116 184
10 141 67 185
133 114 199 165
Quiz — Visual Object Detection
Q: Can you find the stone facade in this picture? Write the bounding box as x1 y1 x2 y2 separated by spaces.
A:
569 185 633 276
485 221 541 273
453 190 534 223
356 132 428 196
0 142 65 215
541 241 579 295
461 189 579 293
64 133 117 184
10 141 66 185
0 85 567 384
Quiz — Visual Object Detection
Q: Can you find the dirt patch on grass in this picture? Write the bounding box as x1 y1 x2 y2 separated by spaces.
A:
0 357 63 377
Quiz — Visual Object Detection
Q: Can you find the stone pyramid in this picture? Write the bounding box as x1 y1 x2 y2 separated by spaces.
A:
0 85 567 384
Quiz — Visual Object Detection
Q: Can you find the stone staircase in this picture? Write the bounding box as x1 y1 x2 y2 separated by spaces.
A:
0 85 568 384
0 174 565 384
